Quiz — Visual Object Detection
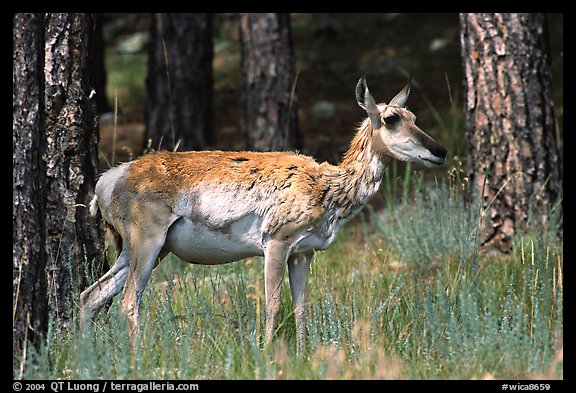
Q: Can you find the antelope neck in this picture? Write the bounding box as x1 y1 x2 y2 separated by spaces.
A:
322 125 389 219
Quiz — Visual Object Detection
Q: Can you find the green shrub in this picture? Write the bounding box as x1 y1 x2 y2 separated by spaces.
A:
372 162 479 271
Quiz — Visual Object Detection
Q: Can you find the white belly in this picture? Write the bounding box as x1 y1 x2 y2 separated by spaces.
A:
163 215 264 264
163 212 347 265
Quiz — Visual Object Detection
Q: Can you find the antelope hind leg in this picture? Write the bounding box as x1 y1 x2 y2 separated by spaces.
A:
120 236 165 342
79 249 130 333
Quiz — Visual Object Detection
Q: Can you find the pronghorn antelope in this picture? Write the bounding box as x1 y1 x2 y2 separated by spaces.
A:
80 77 447 352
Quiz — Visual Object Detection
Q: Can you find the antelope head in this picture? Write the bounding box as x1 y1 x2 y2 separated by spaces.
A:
356 76 448 168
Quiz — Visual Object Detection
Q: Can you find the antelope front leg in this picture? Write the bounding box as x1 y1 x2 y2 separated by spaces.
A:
263 240 290 346
288 253 312 354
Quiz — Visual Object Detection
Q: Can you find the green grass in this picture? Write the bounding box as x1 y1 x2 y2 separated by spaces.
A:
17 162 563 380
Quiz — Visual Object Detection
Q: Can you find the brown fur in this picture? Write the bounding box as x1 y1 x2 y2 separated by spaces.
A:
114 119 385 241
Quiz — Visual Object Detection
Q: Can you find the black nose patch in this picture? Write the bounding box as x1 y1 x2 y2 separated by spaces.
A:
415 132 448 159
431 143 448 159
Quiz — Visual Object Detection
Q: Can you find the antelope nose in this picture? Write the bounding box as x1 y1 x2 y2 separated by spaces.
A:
415 130 448 161
433 144 448 160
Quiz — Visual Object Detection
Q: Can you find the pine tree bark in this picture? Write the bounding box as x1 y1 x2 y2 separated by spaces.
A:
43 13 105 326
13 13 48 372
460 13 561 253
145 13 214 152
240 13 300 152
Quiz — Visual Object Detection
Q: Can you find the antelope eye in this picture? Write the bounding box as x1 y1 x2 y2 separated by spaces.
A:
384 113 400 126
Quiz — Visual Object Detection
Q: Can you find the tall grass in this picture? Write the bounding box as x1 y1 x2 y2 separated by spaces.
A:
375 160 477 272
18 163 562 380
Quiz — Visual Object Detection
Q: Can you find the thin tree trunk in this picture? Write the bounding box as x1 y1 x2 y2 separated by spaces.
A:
13 13 48 373
145 13 214 152
240 13 300 152
90 13 111 114
460 13 561 253
44 13 105 326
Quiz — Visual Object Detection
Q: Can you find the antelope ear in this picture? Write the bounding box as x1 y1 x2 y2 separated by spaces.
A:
356 76 382 130
389 77 411 108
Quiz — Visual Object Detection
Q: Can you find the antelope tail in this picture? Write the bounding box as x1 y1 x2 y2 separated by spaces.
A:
90 194 99 217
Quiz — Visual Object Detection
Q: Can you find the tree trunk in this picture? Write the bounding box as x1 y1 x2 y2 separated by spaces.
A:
239 13 300 152
90 13 111 114
13 13 48 373
43 13 105 326
145 13 214 152
460 13 561 253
